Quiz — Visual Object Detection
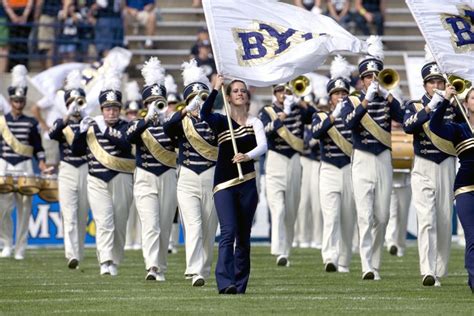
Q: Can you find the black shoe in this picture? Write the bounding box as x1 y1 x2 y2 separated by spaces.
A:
220 285 237 294
389 245 398 256
276 256 288 267
422 274 435 286
325 262 337 272
68 258 79 269
362 271 375 280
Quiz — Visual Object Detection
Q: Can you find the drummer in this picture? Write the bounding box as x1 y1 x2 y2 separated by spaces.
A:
0 65 47 260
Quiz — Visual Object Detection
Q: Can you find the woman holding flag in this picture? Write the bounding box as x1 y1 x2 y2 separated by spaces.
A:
200 75 267 294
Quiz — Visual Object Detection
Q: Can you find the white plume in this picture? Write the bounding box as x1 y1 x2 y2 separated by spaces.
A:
141 57 165 86
11 64 28 88
181 59 211 89
366 35 384 61
164 74 177 94
330 55 354 80
424 44 435 63
65 70 83 90
102 68 122 91
125 81 141 101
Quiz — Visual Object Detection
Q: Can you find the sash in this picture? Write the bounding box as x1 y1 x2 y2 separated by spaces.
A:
264 107 304 153
182 116 218 161
62 125 75 146
349 96 392 148
213 171 256 194
86 127 135 173
141 129 177 168
413 103 456 156
317 113 352 157
0 115 33 157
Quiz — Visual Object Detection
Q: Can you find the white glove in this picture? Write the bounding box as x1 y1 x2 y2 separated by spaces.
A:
309 138 318 147
283 95 295 115
95 116 107 134
145 102 157 121
79 116 93 133
311 6 322 14
96 0 107 8
331 99 344 118
427 91 445 111
378 85 390 99
66 102 78 117
186 95 201 112
364 81 378 102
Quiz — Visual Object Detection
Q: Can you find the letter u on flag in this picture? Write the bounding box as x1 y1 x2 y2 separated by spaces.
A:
202 0 367 87
406 0 474 82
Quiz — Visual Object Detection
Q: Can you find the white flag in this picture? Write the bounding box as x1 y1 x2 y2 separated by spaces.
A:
406 0 474 82
202 0 366 87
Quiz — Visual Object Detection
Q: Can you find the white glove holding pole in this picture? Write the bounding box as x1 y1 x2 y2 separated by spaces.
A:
364 81 378 102
283 95 295 115
185 95 201 113
79 116 93 133
427 91 445 111
331 99 344 118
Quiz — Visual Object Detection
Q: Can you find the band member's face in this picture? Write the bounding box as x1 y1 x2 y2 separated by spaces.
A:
465 91 474 113
424 78 446 97
126 111 138 121
330 90 348 110
362 74 375 90
102 106 120 124
10 98 26 111
274 89 286 104
228 82 248 108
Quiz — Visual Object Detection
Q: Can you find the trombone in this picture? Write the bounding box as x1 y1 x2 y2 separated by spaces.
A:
377 68 400 90
288 75 312 97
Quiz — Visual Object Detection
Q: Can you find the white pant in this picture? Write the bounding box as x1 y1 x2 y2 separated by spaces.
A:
125 198 141 248
87 173 133 265
411 156 455 277
134 168 177 272
177 166 217 279
352 149 392 273
294 157 321 245
385 173 411 255
58 162 89 261
266 150 302 257
320 162 356 268
0 159 34 257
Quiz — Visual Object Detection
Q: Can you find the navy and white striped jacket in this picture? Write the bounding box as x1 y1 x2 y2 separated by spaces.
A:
48 118 87 167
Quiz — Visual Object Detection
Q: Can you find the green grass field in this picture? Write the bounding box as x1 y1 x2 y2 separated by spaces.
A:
0 245 472 315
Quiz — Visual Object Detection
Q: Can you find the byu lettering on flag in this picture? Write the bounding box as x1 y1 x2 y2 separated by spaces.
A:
202 0 367 87
406 0 474 82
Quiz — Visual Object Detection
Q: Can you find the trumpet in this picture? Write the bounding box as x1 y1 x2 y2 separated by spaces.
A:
198 91 209 101
139 98 168 121
288 75 312 97
377 68 400 90
448 75 472 94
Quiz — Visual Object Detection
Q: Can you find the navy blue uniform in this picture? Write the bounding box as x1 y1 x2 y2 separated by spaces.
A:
49 118 87 167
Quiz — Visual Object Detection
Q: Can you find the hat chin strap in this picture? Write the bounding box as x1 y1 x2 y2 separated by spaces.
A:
105 117 119 126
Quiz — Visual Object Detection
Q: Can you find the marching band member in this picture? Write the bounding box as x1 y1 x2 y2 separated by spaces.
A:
71 68 134 276
429 87 474 292
163 59 218 287
340 36 404 280
200 75 267 294
126 57 178 281
259 81 316 267
123 81 142 251
0 65 47 260
48 70 89 269
312 55 356 273
403 48 457 287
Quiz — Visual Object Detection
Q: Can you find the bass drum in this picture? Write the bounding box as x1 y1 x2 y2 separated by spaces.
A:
392 130 414 172
17 176 41 195
39 174 59 202
0 174 14 193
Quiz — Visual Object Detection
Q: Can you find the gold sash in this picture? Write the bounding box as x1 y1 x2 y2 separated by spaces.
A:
141 129 177 168
264 107 304 153
413 103 456 156
62 125 75 146
86 127 135 173
349 96 392 149
182 116 218 161
213 171 256 194
317 113 352 157
0 115 33 157
455 185 474 197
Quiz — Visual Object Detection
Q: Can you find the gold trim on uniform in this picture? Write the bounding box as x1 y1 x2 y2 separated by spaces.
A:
213 171 256 194
317 112 353 157
141 129 177 168
182 115 218 161
62 125 75 146
218 125 254 145
0 115 34 157
454 185 474 197
86 127 135 173
413 103 456 156
349 96 392 149
455 138 474 156
264 107 304 153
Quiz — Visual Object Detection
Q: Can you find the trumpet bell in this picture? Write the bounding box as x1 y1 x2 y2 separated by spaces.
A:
290 75 312 97
378 68 400 90
448 75 472 94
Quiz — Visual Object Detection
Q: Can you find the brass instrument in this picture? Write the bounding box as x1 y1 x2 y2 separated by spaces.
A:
139 98 167 120
288 75 312 97
198 91 209 101
377 68 400 90
448 75 472 94
176 101 186 112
